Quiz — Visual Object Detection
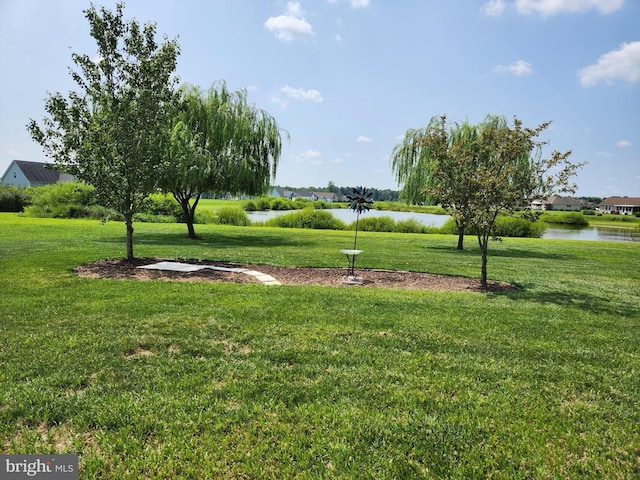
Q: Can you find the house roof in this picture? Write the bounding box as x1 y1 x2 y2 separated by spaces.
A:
14 160 60 184
599 196 640 207
314 192 337 200
294 190 314 197
532 195 580 205
545 195 581 205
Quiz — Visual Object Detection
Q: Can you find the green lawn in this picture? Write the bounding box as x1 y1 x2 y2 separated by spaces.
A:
1 213 638 479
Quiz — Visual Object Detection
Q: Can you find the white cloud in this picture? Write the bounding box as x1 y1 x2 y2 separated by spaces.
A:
336 33 343 42
332 157 344 164
616 140 632 148
351 0 371 7
281 85 324 103
596 151 613 157
286 1 304 17
356 135 373 142
299 150 323 165
481 0 507 16
578 41 640 87
515 0 624 16
264 1 314 42
493 60 533 76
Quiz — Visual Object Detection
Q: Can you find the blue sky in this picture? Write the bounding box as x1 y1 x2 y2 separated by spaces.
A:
1 0 638 197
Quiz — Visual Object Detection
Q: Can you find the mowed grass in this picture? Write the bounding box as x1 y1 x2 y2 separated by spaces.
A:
1 214 638 479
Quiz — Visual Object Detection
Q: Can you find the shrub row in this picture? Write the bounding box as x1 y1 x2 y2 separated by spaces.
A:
539 212 589 226
0 186 31 212
264 208 346 230
8 183 548 237
351 216 441 234
243 196 333 212
440 216 546 238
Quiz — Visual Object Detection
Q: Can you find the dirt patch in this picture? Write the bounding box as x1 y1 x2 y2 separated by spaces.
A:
74 258 515 293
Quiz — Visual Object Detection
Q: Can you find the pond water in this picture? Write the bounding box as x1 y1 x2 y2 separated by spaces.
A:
543 225 639 242
246 209 639 242
247 208 451 227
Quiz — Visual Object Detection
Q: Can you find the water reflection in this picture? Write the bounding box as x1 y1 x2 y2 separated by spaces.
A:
543 225 639 242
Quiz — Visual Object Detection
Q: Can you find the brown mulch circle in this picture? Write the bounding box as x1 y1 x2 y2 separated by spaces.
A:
74 258 516 293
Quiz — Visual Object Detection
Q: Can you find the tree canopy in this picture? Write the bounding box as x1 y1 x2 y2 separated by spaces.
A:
161 82 287 238
391 114 584 286
27 2 180 259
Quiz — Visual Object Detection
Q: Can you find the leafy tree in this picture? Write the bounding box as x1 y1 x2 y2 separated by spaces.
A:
391 116 476 249
162 82 286 238
392 115 584 287
27 3 179 260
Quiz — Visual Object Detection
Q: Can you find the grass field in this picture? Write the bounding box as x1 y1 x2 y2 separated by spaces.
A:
1 213 638 479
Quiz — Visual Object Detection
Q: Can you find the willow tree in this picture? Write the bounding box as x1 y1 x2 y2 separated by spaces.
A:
27 3 179 260
391 116 476 250
162 82 287 238
392 115 583 287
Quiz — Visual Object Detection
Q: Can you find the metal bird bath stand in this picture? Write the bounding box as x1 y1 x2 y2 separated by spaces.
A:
341 249 363 284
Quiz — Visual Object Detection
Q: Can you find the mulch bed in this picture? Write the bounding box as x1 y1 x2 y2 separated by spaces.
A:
74 258 516 293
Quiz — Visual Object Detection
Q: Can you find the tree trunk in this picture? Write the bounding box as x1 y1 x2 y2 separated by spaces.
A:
353 212 360 250
175 191 200 239
478 234 488 288
125 213 134 261
455 220 465 250
185 212 196 239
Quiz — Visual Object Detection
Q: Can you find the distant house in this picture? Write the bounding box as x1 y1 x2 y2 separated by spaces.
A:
312 192 337 203
531 195 581 211
597 197 640 215
292 190 314 200
1 160 74 188
269 187 294 199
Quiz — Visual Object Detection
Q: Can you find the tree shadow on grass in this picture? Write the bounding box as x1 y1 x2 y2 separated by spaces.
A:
133 231 314 249
426 245 577 261
494 283 638 318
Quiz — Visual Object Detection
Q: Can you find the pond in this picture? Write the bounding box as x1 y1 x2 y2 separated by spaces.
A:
542 225 639 242
246 208 451 227
246 209 639 242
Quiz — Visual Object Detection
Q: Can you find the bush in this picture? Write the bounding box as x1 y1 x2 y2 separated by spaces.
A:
394 218 428 234
23 182 97 218
133 213 176 223
265 208 346 230
293 197 312 209
439 216 544 237
0 186 31 212
314 200 328 209
142 194 182 218
439 218 458 235
242 200 258 212
271 198 294 210
215 207 250 226
600 213 638 222
582 209 596 215
194 209 216 224
352 215 396 232
87 205 123 221
540 212 588 225
256 197 272 211
493 216 545 238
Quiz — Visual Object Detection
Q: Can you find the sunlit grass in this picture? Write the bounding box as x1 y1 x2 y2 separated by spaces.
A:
1 213 639 478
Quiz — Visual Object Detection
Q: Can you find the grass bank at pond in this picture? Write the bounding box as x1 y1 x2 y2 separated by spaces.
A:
1 214 639 478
